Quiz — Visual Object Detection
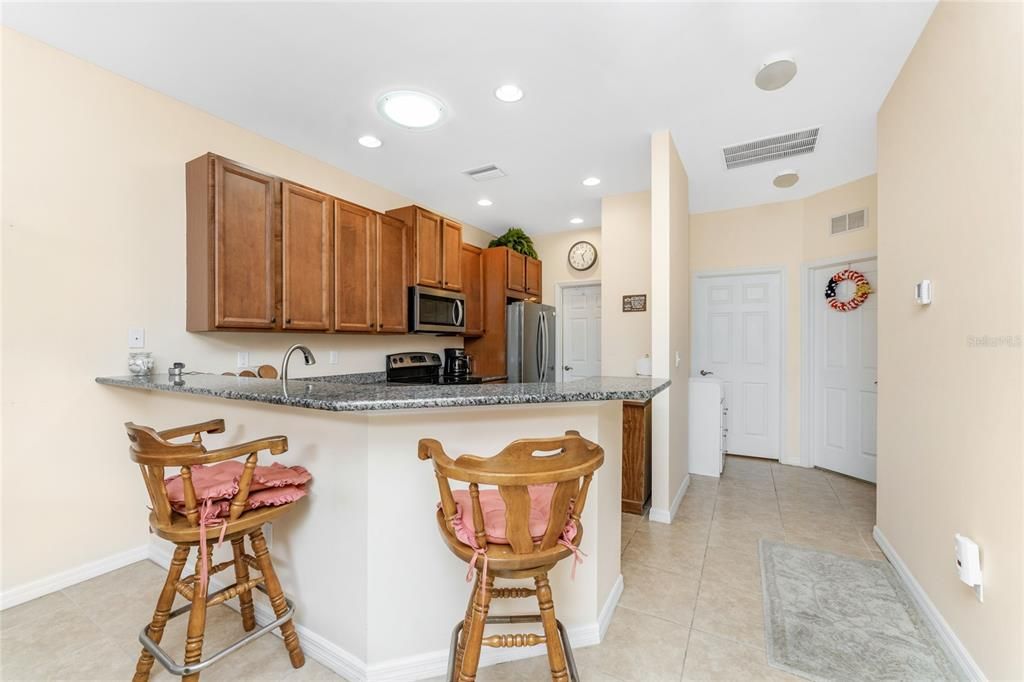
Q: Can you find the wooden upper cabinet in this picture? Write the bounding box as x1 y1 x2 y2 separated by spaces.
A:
333 199 376 332
377 215 409 333
506 249 526 292
441 219 463 291
282 183 332 331
525 257 542 297
187 154 277 331
461 244 484 337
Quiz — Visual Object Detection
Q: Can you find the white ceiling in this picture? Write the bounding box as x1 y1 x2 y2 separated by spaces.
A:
2 2 935 235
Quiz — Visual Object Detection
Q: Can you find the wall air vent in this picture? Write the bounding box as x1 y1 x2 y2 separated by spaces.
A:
722 127 819 170
461 164 506 182
830 208 868 236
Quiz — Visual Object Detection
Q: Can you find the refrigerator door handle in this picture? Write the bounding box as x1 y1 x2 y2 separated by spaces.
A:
535 316 544 380
540 313 549 382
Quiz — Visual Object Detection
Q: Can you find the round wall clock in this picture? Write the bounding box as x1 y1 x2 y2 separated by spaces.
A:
568 240 598 271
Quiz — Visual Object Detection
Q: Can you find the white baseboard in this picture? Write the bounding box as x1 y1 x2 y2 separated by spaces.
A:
0 544 150 611
872 527 986 681
150 543 620 681
649 474 690 524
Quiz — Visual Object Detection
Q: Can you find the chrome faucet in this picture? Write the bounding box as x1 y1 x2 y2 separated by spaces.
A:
281 344 316 383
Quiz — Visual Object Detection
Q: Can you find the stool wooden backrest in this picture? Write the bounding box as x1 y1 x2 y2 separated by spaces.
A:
418 430 604 555
126 419 287 531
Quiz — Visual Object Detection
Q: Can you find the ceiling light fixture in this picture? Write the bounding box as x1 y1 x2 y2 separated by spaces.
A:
755 59 798 91
477 198 493 207
494 84 524 103
357 135 382 148
773 171 800 188
582 177 601 186
377 90 446 129
570 217 584 224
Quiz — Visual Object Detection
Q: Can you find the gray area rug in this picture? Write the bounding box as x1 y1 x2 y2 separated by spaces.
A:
759 540 965 681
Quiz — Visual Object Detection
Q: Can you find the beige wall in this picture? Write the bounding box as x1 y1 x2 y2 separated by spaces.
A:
876 2 1022 678
600 191 652 377
690 174 877 462
650 131 690 512
533 226 602 307
0 29 491 593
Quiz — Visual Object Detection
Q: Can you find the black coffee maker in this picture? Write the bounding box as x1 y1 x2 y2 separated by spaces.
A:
443 348 473 377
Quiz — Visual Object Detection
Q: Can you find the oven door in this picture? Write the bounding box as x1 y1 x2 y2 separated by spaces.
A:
409 286 466 334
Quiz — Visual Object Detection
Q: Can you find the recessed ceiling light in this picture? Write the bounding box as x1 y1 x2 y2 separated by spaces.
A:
570 217 584 224
755 59 798 91
377 90 446 129
773 171 800 188
582 177 601 187
477 198 493 207
494 84 524 103
357 135 382 148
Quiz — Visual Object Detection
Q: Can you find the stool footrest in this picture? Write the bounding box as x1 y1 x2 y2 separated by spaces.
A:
447 616 578 681
491 587 536 599
139 583 294 677
482 633 546 648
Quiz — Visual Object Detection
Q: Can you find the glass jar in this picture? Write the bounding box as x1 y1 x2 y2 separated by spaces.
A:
128 352 154 376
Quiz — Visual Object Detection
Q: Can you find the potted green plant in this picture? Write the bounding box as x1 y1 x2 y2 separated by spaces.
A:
488 227 538 259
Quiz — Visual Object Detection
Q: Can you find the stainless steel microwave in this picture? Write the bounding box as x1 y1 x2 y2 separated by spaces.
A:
409 286 466 334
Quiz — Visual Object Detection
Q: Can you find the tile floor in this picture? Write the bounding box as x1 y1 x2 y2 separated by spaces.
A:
0 456 880 681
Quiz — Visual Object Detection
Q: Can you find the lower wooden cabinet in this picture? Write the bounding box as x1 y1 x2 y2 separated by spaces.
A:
283 182 333 331
622 400 653 515
461 243 484 336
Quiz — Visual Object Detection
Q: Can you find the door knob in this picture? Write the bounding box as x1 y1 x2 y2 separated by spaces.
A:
563 365 574 371
700 370 714 376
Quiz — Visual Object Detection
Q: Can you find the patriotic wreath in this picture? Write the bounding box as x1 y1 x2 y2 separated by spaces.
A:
825 269 871 312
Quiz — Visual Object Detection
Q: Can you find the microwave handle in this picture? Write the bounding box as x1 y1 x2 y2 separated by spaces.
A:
453 299 465 327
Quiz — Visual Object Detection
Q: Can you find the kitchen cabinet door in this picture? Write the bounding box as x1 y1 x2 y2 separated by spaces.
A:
506 249 526 292
441 219 463 291
461 243 484 336
415 209 443 288
525 257 542 298
377 215 408 333
282 182 333 331
333 199 376 332
210 157 277 329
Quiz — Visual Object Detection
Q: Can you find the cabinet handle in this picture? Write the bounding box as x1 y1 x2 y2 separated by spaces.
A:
286 318 292 324
271 316 276 323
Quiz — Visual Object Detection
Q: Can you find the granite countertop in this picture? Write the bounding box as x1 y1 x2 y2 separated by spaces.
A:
95 372 670 413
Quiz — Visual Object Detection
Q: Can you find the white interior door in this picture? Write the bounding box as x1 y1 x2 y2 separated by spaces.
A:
561 284 601 381
693 273 782 459
812 260 878 482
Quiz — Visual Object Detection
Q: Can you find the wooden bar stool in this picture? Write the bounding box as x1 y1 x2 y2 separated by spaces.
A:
125 419 305 681
419 430 604 682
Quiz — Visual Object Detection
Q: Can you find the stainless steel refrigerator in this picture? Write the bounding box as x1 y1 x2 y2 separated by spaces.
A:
506 301 557 382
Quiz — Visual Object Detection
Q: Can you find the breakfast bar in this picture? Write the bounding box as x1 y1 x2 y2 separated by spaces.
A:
97 372 669 678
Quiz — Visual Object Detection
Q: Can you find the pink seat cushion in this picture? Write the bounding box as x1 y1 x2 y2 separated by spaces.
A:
164 461 312 519
450 484 558 546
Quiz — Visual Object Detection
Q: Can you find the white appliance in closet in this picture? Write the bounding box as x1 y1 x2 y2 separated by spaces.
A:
689 377 727 477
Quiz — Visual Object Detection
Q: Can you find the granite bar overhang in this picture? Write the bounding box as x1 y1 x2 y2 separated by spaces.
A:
95 372 670 412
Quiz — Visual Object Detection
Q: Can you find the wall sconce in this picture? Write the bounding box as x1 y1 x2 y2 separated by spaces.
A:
915 280 932 305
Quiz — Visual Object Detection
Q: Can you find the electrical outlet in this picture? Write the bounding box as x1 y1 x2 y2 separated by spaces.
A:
328 351 339 364
128 327 145 349
236 351 249 368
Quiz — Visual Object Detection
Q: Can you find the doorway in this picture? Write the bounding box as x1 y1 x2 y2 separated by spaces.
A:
805 257 878 482
558 282 601 381
693 270 784 460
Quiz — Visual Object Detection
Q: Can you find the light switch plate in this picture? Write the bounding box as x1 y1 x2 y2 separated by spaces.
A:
237 351 249 368
128 327 145 349
328 351 339 364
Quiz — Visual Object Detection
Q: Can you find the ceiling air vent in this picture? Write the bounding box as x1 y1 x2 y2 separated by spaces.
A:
462 164 506 182
722 127 820 170
830 208 868 236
